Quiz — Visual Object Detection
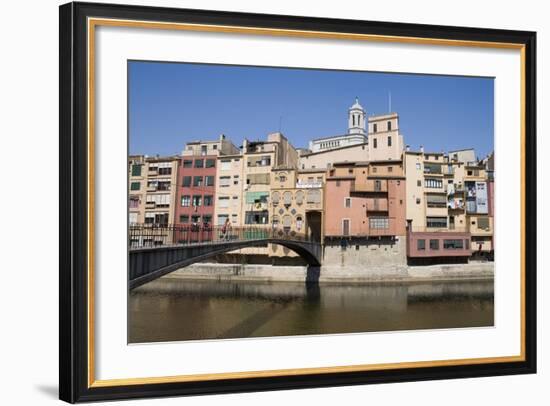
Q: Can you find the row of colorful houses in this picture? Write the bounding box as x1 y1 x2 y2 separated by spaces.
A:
128 98 494 264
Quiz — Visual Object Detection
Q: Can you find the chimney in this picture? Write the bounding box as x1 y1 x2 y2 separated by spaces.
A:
420 145 424 153
405 145 410 152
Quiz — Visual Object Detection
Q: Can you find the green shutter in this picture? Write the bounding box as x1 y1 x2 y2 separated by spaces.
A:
130 182 140 190
131 164 142 176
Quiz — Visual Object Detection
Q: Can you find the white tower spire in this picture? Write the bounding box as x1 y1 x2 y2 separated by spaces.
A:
348 97 366 135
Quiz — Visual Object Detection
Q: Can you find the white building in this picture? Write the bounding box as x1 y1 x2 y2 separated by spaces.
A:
305 97 405 165
308 98 368 153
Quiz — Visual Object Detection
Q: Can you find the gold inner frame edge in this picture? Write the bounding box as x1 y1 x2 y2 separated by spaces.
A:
86 17 527 388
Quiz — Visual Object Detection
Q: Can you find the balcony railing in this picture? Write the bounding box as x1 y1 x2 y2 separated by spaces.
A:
351 180 387 193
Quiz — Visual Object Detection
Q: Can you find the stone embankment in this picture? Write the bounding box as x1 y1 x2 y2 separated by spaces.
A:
163 261 494 284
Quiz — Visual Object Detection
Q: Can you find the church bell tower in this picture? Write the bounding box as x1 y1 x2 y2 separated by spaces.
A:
348 97 366 135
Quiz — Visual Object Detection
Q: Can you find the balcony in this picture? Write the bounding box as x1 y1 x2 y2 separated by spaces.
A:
365 198 388 212
351 179 387 193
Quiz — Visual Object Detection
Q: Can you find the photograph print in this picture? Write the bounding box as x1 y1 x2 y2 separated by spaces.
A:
127 61 494 344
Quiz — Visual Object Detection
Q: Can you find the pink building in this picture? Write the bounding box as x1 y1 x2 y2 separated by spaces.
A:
406 221 471 263
324 162 406 239
174 155 217 242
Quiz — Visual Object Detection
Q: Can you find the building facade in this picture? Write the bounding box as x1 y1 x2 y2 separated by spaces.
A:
404 150 493 263
268 167 324 258
214 154 244 226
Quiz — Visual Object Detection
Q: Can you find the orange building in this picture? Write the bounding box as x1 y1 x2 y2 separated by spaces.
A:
324 161 406 240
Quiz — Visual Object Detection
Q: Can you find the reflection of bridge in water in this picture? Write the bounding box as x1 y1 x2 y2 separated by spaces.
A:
128 225 322 289
129 279 494 342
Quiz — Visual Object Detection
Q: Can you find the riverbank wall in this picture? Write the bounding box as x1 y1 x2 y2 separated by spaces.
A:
163 261 494 284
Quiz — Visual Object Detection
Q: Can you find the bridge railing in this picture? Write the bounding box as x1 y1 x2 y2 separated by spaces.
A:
129 224 315 249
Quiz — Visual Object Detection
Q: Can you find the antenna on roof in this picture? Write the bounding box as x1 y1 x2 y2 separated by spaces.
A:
388 91 392 113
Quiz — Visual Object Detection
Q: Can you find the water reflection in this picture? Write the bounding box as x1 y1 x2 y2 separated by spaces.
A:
129 278 493 343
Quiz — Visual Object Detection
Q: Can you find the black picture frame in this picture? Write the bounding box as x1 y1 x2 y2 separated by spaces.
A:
59 1 537 403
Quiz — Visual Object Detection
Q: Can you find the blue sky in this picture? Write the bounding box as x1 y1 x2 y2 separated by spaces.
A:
129 61 494 159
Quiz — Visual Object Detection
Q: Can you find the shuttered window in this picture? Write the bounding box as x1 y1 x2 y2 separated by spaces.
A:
283 191 292 205
307 189 321 204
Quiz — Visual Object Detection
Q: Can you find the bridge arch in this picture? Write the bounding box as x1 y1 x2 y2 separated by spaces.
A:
129 238 321 289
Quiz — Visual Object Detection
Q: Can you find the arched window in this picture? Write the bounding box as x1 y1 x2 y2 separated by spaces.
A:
295 190 304 205
271 191 280 205
283 215 292 228
283 191 292 206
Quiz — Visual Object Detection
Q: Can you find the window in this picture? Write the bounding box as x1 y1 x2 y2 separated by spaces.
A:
344 197 352 208
129 212 138 224
271 191 280 205
373 167 378 173
219 176 231 187
129 196 139 208
245 210 269 224
374 180 382 191
131 164 142 176
388 166 393 172
424 163 442 174
307 189 321 204
427 217 447 228
183 160 192 168
417 239 426 250
193 176 203 187
272 215 280 226
220 160 231 170
279 175 287 182
218 197 230 208
373 123 378 133
146 194 170 208
247 173 270 185
295 190 304 205
443 239 464 249
283 215 292 229
191 215 201 223
425 178 443 188
477 217 490 230
427 194 447 208
342 219 350 236
417 180 421 187
283 191 292 206
179 215 189 223
416 163 421 170
387 121 392 131
205 176 215 186
369 217 389 229
429 239 440 250
182 176 191 187
203 215 212 224
373 138 377 148
158 166 172 175
144 212 168 226
181 195 190 207
200 145 208 156
387 136 392 147
194 159 204 168
416 197 421 205
205 159 215 168
203 195 213 206
130 182 140 191
217 214 229 225
192 195 202 207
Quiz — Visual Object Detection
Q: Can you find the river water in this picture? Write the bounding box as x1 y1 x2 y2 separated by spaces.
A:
129 278 493 343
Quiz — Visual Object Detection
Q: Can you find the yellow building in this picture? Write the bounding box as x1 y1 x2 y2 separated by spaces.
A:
268 168 324 258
